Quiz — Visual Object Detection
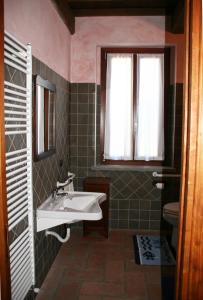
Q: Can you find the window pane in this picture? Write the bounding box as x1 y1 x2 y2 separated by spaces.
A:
104 54 133 160
135 54 164 161
36 85 44 155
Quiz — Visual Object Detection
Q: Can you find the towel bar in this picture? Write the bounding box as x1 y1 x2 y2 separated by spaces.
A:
152 172 181 178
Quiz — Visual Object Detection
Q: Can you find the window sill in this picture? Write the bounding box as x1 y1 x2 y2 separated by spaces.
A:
91 164 176 173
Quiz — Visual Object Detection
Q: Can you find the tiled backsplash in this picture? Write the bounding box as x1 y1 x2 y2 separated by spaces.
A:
69 82 96 189
69 83 182 231
32 57 70 289
5 57 70 299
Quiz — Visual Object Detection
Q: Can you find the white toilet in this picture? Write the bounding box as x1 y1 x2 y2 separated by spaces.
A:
163 202 179 249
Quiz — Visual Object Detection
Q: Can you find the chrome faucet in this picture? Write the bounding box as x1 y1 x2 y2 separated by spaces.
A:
52 187 68 200
56 175 74 189
52 173 75 200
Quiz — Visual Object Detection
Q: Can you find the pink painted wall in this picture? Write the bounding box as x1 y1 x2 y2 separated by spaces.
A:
70 16 166 83
71 16 185 83
4 0 71 81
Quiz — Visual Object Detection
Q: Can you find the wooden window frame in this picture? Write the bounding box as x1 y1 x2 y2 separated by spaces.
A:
33 75 56 162
100 47 171 166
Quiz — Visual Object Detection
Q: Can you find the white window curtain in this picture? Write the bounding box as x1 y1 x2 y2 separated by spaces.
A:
104 54 133 160
134 54 164 161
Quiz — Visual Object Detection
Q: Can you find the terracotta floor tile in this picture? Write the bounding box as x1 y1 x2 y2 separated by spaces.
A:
125 272 147 298
80 268 104 281
105 260 125 283
54 281 81 300
87 253 106 269
145 269 162 285
125 259 145 272
62 268 82 281
106 248 125 261
61 244 89 260
103 297 147 300
123 237 135 250
37 230 171 300
147 284 162 300
102 297 128 300
125 283 147 299
36 290 54 300
64 267 104 282
83 234 107 243
71 243 89 254
108 231 126 245
52 257 86 272
79 296 102 300
53 251 76 265
80 282 125 297
124 249 134 259
36 267 64 299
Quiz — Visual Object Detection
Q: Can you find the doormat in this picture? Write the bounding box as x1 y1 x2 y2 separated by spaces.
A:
133 235 176 266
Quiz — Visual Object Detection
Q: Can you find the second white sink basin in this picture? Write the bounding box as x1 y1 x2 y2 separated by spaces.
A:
37 191 106 232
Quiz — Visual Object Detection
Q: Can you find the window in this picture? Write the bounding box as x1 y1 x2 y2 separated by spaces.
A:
100 48 170 166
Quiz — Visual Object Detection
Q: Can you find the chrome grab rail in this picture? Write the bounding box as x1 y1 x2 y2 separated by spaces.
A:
152 172 181 178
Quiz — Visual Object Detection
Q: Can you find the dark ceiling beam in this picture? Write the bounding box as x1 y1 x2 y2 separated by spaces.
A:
72 8 166 17
51 0 75 34
68 0 176 10
171 0 185 34
68 0 177 17
51 0 183 34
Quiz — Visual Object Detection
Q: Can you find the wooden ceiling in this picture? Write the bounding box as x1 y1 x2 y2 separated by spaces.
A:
51 0 184 34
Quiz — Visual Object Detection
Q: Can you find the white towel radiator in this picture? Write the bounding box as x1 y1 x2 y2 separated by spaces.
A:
4 32 35 300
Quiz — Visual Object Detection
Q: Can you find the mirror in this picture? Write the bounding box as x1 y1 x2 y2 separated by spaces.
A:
33 75 56 161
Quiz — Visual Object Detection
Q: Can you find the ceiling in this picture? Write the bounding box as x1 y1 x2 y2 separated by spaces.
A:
51 0 184 34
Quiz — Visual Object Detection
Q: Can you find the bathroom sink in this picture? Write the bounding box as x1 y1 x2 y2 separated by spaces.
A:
51 192 103 212
37 191 106 231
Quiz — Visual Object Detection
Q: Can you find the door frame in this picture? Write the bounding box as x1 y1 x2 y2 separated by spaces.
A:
176 0 203 299
0 0 11 299
0 0 203 299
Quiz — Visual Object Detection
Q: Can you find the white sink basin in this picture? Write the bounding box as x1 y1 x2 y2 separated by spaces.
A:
37 191 106 232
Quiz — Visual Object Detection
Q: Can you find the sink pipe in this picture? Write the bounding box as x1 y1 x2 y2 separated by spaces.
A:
45 227 70 243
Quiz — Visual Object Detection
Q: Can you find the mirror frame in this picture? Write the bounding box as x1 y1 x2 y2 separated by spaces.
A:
33 75 56 161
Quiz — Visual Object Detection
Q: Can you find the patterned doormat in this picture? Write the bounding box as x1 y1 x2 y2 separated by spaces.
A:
133 235 176 266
